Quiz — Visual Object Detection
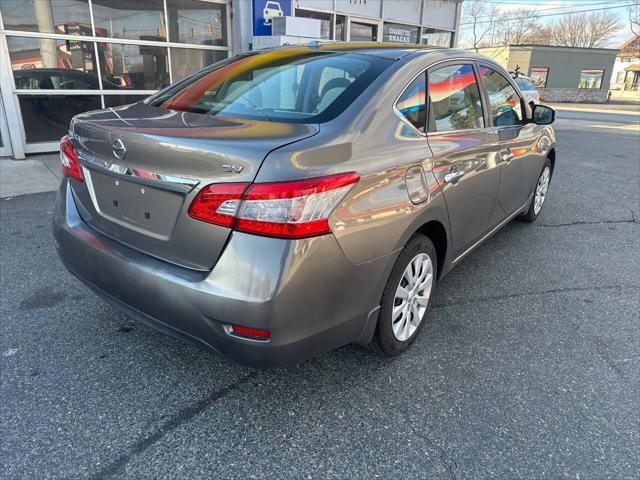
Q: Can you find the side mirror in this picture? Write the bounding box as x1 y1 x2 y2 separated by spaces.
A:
532 104 555 125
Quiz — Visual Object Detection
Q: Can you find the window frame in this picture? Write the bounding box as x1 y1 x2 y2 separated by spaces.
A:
393 68 428 135
425 60 489 135
476 61 527 129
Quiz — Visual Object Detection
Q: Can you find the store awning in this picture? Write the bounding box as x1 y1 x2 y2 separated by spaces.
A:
624 64 640 72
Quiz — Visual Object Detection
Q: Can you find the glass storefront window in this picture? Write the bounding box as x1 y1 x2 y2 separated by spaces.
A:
350 22 377 42
98 43 169 90
0 0 92 35
295 9 332 40
335 15 346 41
170 47 227 81
166 0 227 46
18 94 101 142
578 69 604 89
383 23 418 44
7 36 100 89
421 28 452 47
91 0 166 41
530 67 549 88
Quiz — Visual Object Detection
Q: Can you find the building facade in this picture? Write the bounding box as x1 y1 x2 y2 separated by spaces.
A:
477 44 618 103
610 36 640 100
0 0 461 159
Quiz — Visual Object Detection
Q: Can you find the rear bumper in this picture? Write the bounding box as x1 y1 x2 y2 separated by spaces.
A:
53 181 389 367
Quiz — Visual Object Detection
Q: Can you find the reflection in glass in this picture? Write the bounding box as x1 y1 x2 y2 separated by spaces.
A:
479 66 523 127
396 74 426 131
19 95 101 142
92 0 166 41
421 28 452 47
104 94 148 108
350 22 377 42
170 48 227 81
295 9 332 40
578 69 604 89
429 64 484 132
98 43 169 90
0 0 91 35
166 0 227 46
7 36 101 89
335 15 346 41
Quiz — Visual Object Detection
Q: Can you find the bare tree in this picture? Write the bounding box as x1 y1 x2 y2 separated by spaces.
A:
463 0 499 51
492 8 541 45
630 0 640 38
547 10 621 48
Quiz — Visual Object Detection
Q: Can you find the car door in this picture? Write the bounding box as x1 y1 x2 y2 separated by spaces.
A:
426 62 501 259
478 64 542 220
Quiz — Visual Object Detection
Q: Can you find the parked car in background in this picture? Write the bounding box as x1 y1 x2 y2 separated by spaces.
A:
512 73 541 104
54 45 556 367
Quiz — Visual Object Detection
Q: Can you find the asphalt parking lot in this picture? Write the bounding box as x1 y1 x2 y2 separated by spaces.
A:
1 108 639 479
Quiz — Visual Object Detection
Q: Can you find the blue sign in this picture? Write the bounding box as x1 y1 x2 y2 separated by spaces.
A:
252 0 291 36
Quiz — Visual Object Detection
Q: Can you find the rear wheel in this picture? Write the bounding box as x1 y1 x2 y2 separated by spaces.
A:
369 234 437 356
519 159 551 223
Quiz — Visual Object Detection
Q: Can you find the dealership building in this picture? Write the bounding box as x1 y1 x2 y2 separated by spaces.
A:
0 0 461 159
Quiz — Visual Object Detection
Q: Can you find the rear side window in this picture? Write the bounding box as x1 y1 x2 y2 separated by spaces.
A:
428 64 484 132
148 51 391 123
396 73 426 132
479 66 523 127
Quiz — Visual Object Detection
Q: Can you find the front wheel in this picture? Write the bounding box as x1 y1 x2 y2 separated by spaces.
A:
369 234 437 356
519 159 552 223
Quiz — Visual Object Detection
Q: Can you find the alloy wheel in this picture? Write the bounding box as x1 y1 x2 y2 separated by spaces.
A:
533 166 550 215
392 253 434 341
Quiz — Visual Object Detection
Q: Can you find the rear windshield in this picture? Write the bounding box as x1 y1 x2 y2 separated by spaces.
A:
147 50 392 123
514 77 535 91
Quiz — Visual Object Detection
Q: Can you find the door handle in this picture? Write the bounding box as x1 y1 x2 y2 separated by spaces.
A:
502 151 514 163
444 168 465 183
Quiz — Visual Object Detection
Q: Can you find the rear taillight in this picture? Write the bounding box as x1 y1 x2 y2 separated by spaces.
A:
188 172 359 239
59 135 83 182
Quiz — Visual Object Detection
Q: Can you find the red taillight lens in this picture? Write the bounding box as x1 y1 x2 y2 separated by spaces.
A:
227 325 271 341
59 135 83 182
188 172 359 239
187 183 249 227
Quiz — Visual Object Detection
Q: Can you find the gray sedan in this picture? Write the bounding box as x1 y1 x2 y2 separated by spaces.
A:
53 44 556 367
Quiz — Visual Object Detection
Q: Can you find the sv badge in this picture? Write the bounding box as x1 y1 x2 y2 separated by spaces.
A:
222 164 244 174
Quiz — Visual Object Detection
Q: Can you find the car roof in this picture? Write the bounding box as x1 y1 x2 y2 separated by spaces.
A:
256 43 494 62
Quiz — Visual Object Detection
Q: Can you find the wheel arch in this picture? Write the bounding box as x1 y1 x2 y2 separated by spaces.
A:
415 220 448 280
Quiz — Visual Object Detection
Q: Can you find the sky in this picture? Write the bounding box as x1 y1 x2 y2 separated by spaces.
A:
458 0 637 48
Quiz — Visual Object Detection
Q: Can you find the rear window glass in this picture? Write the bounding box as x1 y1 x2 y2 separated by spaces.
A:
148 51 391 123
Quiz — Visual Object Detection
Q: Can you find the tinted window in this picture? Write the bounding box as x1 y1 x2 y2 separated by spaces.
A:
479 66 523 127
149 51 391 123
7 36 100 90
92 0 166 41
166 0 227 46
0 0 91 35
428 64 484 132
396 74 426 132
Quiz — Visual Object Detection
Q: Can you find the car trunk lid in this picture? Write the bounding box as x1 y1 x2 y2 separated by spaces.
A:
68 102 318 270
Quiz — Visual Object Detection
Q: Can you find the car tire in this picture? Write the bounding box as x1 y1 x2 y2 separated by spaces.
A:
369 234 437 356
519 158 552 223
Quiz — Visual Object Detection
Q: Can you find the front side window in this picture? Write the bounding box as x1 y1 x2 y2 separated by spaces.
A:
149 51 391 123
396 74 426 132
479 66 523 127
579 69 604 89
428 64 484 132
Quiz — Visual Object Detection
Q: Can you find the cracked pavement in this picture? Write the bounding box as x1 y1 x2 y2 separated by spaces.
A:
1 109 639 479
